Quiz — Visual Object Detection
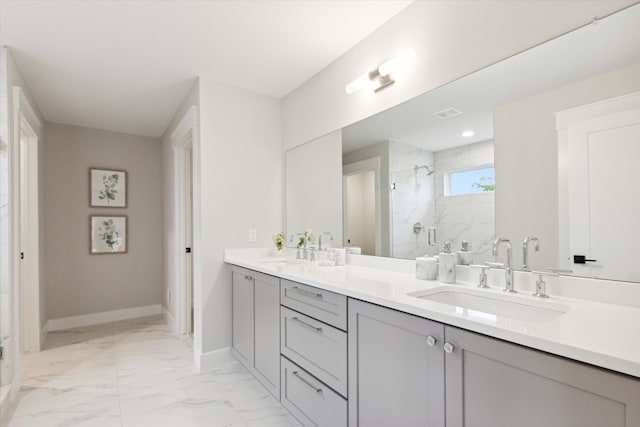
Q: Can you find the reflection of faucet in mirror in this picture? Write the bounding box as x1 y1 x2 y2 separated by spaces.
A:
294 231 315 260
318 232 333 251
522 236 540 271
492 237 515 293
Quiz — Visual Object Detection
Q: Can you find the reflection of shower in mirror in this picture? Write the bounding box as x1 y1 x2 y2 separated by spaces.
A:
414 165 434 176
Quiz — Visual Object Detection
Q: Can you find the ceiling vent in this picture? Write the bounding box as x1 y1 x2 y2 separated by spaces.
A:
433 107 462 120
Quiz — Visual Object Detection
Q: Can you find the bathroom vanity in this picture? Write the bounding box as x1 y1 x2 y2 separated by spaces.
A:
229 6 640 426
226 249 640 427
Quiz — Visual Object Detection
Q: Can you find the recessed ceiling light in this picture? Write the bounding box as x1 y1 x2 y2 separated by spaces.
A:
462 130 475 138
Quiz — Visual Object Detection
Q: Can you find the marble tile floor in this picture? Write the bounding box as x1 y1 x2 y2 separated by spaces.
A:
6 316 300 427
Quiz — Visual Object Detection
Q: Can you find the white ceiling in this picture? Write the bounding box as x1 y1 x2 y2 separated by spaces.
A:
342 4 640 154
0 0 412 137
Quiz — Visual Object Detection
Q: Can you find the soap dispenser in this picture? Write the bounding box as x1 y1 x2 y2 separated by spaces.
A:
439 241 456 283
456 241 473 266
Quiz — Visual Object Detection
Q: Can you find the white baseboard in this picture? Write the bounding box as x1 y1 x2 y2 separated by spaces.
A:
40 321 49 347
195 347 235 372
163 307 176 333
47 304 163 331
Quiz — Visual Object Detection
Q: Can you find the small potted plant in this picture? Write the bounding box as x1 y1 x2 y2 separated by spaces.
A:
296 230 314 249
272 232 286 255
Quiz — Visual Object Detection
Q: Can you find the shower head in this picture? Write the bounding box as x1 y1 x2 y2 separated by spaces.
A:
414 165 435 176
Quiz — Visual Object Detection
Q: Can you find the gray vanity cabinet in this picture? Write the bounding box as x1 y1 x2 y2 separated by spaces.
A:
444 326 640 427
349 298 640 427
231 269 252 366
230 266 280 399
348 299 446 427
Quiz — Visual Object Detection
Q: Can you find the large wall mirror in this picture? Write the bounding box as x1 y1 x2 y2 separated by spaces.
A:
285 4 640 282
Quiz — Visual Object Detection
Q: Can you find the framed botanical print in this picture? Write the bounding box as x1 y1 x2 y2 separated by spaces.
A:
90 215 127 254
90 168 127 208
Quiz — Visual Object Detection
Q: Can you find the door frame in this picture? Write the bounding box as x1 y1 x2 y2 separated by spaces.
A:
171 106 201 340
11 87 42 354
342 157 382 256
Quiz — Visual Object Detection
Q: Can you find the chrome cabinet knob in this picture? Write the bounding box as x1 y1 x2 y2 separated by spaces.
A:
443 342 455 354
426 336 437 347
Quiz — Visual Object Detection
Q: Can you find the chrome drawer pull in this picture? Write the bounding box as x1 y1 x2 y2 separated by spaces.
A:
290 286 323 299
291 317 323 333
292 371 322 393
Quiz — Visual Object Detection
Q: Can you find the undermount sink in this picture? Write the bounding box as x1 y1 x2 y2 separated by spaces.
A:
408 286 570 323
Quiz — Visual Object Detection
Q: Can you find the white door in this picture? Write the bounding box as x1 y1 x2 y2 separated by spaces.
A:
185 144 194 336
562 92 640 281
344 171 376 255
342 157 382 256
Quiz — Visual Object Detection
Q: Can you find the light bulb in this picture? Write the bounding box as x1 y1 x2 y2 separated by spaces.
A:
462 130 475 138
345 73 370 95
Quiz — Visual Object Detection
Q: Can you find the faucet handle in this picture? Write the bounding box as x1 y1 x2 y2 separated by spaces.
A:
469 264 489 288
531 270 560 298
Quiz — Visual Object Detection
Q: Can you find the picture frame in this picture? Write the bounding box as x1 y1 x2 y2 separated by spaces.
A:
90 215 127 254
90 167 127 208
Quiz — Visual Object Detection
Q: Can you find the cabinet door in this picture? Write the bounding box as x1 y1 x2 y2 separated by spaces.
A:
348 299 445 427
445 326 640 427
231 270 252 368
253 273 281 399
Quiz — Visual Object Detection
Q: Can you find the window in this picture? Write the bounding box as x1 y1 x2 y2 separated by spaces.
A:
445 166 495 196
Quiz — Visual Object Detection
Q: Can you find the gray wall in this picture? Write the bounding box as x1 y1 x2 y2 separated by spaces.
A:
44 123 163 320
495 63 640 271
197 77 282 356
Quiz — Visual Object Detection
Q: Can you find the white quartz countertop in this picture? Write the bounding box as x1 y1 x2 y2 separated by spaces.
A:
224 250 640 378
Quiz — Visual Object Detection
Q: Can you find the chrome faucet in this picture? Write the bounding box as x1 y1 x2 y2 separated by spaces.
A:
522 236 540 271
294 232 307 260
492 237 516 293
294 231 314 260
318 232 333 251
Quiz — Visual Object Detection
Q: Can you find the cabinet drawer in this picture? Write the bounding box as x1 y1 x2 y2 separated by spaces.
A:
280 279 347 330
281 357 347 427
281 307 347 396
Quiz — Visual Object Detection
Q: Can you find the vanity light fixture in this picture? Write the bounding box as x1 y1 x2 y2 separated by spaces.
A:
345 49 416 95
462 130 475 137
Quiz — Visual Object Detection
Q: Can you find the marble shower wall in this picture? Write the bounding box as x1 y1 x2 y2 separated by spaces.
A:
390 141 436 259
434 140 495 263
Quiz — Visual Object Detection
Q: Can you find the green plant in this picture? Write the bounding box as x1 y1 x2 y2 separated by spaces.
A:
98 174 120 203
471 176 495 192
272 232 286 250
296 230 314 249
